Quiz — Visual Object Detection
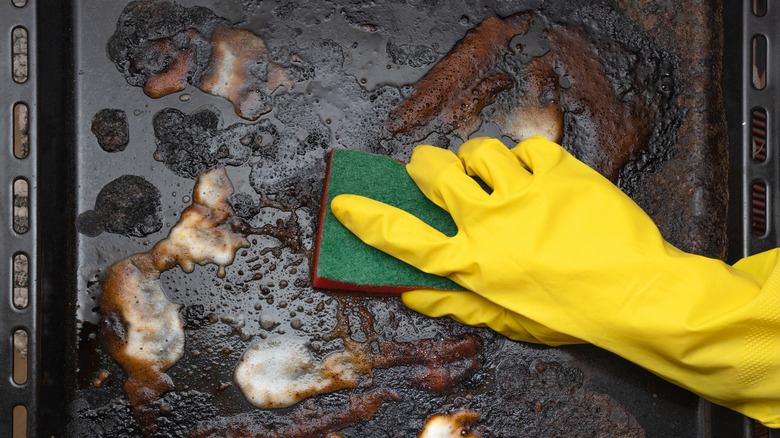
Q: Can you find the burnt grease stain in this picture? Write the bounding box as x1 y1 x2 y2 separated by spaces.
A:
106 2 227 93
109 1 683 189
107 1 312 120
91 108 130 152
152 107 278 179
76 175 162 238
390 8 684 186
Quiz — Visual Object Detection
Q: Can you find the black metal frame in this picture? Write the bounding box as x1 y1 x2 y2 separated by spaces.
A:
725 0 780 436
1 1 40 436
732 0 780 258
1 1 72 436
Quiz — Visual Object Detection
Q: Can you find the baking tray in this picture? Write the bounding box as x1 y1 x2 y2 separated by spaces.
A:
1 0 778 436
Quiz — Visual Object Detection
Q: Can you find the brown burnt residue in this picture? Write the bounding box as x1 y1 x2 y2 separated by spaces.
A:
190 389 400 438
140 34 198 98
610 0 728 258
513 357 645 436
391 10 682 185
234 300 483 411
329 300 483 395
284 390 400 437
92 370 110 388
492 59 564 144
388 13 534 139
108 2 301 121
374 335 483 394
232 193 307 258
99 168 249 435
418 410 482 438
200 27 295 120
507 23 656 182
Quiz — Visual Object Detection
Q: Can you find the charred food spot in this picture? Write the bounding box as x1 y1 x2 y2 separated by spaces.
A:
228 192 258 220
200 26 297 120
386 40 441 68
180 304 215 329
391 8 683 185
419 410 482 438
107 1 305 120
107 1 225 90
91 109 129 152
388 13 535 139
152 107 277 179
76 175 162 238
99 168 249 435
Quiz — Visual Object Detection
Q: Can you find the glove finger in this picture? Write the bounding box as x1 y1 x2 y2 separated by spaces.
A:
457 137 532 192
331 194 459 276
402 289 585 346
406 145 490 216
510 135 571 175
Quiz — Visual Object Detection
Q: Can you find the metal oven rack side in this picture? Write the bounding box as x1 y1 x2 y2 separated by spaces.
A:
0 0 73 437
1 1 40 436
732 0 780 258
724 0 779 437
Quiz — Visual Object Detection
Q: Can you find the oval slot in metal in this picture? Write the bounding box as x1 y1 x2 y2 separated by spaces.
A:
13 179 29 235
752 34 767 90
13 329 28 385
13 253 28 309
753 0 767 17
752 107 768 162
13 103 29 159
13 405 27 437
752 181 768 237
11 27 28 84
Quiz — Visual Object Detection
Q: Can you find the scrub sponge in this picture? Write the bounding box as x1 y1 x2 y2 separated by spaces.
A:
313 148 463 294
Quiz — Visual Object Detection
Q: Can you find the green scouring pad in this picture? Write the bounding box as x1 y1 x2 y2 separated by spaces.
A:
313 148 464 294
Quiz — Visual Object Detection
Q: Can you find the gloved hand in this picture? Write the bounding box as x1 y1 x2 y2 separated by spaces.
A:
331 136 780 427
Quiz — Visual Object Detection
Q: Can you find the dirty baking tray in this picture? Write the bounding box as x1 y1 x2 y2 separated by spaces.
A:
2 0 779 436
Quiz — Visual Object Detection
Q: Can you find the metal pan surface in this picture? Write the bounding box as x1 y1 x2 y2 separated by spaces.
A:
1 0 748 436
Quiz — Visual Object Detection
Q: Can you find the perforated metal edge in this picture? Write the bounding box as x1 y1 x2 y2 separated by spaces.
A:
0 1 39 436
741 1 780 257
727 1 780 436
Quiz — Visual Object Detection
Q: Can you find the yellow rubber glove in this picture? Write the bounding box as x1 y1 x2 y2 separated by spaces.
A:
331 136 780 427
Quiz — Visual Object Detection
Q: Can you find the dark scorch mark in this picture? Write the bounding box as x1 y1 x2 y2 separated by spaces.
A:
76 175 162 238
152 107 278 179
91 108 129 152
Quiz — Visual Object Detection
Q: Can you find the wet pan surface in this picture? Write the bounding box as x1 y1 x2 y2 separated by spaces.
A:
60 0 727 436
